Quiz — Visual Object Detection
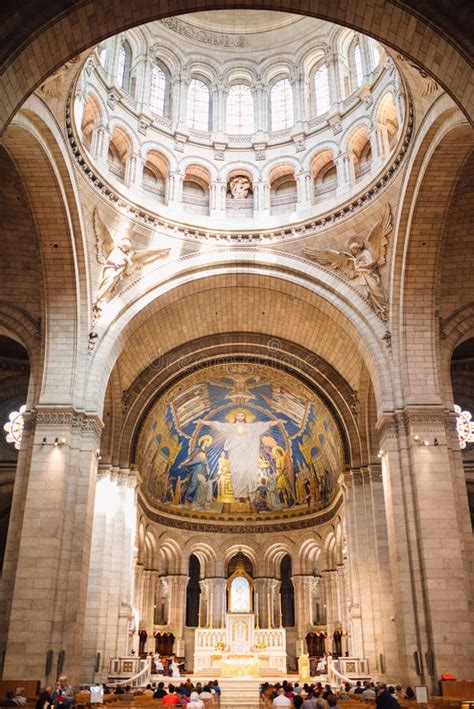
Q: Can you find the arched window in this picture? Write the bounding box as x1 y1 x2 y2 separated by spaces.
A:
187 78 210 131
117 41 132 93
150 64 167 117
354 44 363 86
185 554 201 627
270 79 294 130
314 64 330 116
280 554 295 627
227 84 254 134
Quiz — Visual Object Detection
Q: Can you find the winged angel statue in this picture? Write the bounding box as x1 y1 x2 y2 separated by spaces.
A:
93 209 170 317
303 205 392 319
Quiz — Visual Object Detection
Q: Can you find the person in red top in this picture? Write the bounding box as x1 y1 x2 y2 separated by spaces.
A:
162 686 178 706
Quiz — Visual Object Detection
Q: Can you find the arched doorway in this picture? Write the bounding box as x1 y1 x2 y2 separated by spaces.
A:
185 553 201 627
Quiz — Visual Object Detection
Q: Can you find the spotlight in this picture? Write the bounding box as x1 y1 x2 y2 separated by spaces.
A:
54 437 59 446
42 437 47 446
377 449 384 458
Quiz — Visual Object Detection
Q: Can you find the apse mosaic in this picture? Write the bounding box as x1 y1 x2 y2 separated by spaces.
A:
137 363 343 519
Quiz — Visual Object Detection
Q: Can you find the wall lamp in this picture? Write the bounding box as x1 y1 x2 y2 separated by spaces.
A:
377 449 385 458
42 437 65 446
413 435 429 446
414 435 439 446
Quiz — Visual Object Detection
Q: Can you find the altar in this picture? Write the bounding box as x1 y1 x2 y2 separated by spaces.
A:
194 563 286 676
194 615 287 675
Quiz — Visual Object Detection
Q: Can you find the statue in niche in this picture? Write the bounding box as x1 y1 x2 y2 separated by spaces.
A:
303 205 392 319
93 209 170 317
229 175 251 200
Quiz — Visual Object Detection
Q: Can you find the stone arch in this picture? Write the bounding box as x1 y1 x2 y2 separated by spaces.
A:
85 253 391 419
1 0 472 140
107 125 133 180
299 537 323 575
223 543 258 574
157 538 181 575
183 540 217 578
263 539 296 577
80 93 103 151
391 109 473 406
3 105 89 408
311 149 337 200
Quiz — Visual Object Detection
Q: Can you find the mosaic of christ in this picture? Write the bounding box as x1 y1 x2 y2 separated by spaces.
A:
137 363 343 517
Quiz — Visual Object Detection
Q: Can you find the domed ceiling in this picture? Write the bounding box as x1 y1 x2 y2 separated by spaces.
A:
136 362 344 530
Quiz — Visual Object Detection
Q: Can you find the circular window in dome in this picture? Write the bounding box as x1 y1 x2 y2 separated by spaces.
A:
136 362 344 529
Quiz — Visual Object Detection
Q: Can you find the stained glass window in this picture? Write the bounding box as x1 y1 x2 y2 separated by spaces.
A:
118 41 132 93
187 79 210 131
270 79 294 130
314 64 330 116
4 405 26 450
227 84 254 134
354 44 363 86
455 405 474 449
150 65 166 117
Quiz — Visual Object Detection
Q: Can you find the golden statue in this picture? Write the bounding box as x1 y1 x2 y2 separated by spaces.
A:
298 653 311 682
217 452 235 503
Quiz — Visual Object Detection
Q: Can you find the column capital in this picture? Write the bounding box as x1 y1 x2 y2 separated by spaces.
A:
376 406 451 443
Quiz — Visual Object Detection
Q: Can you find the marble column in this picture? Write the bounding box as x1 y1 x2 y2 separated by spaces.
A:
377 409 474 689
80 468 137 682
1 408 102 685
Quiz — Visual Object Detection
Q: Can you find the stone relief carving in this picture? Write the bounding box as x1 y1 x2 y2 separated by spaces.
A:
229 175 251 200
160 17 246 48
303 204 392 320
93 209 170 320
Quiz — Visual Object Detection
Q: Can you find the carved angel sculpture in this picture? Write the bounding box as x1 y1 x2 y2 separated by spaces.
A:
94 209 170 307
303 205 392 318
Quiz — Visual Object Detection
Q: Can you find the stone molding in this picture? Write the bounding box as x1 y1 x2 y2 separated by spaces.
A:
376 407 453 441
137 487 344 533
32 406 103 437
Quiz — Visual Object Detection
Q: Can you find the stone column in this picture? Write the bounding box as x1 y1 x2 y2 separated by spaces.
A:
1 408 102 685
377 409 474 689
296 170 312 211
253 179 270 218
321 570 337 651
293 575 314 655
335 152 356 197
166 575 188 655
207 577 227 628
272 579 282 628
326 52 341 109
168 171 183 208
358 35 373 82
370 122 391 167
80 468 137 682
125 153 143 189
216 84 228 133
253 578 268 627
